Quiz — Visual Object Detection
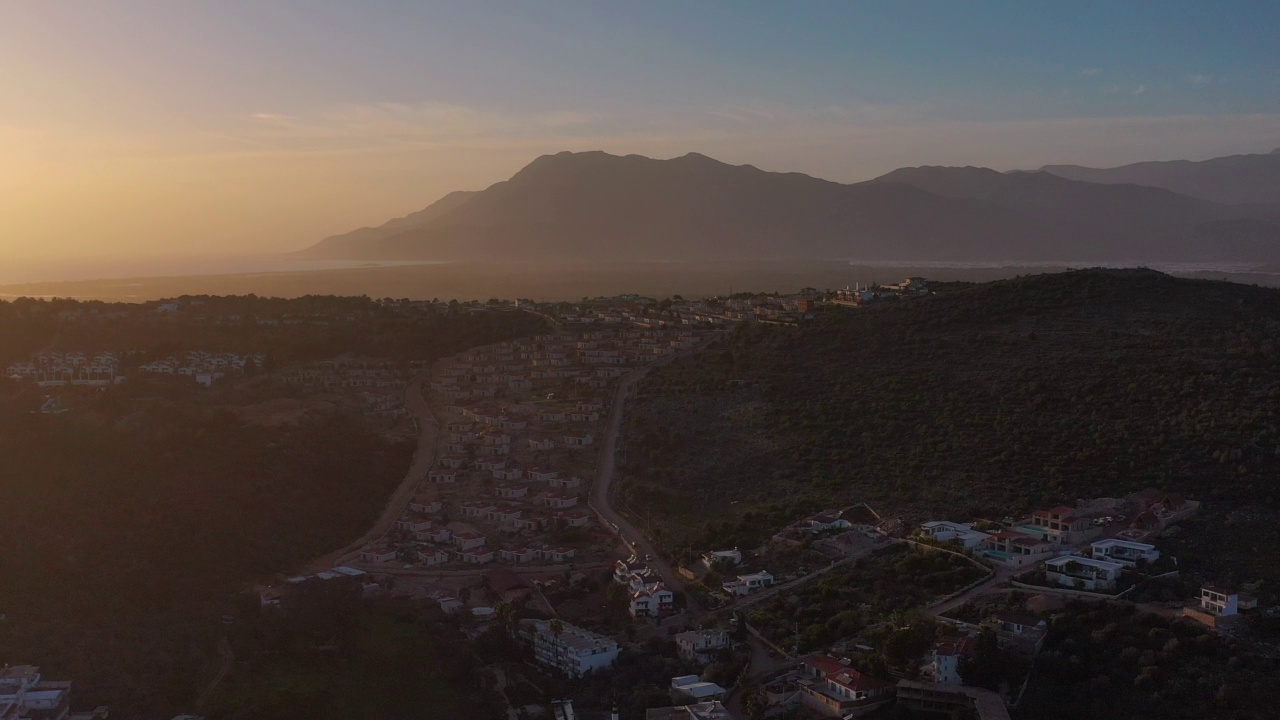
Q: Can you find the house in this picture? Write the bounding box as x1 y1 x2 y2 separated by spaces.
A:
644 701 736 720
396 515 433 533
1030 506 1098 545
409 498 442 514
797 654 896 717
805 511 843 532
422 526 453 543
722 571 774 596
520 619 620 678
700 549 743 569
487 567 533 602
418 547 451 566
631 583 676 618
542 546 577 563
1090 538 1160 566
428 590 464 615
919 521 991 549
1044 555 1124 591
528 468 561 483
453 532 487 551
438 456 466 469
671 675 727 702
459 548 495 564
476 458 506 471
979 531 1056 567
550 475 584 490
528 437 557 451
896 681 1011 720
493 467 524 481
540 410 568 423
544 493 579 509
462 501 498 519
615 556 649 584
563 433 594 448
983 614 1047 656
1199 585 1241 617
495 485 530 500
428 469 457 483
557 510 592 527
500 547 538 564
359 546 397 563
925 636 975 685
675 629 731 663
838 503 881 532
1126 488 1202 531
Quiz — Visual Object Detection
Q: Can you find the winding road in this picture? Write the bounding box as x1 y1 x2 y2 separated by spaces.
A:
589 334 725 618
302 367 442 573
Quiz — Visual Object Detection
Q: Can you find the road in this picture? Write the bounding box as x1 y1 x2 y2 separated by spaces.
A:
193 635 234 714
589 335 723 618
301 368 441 573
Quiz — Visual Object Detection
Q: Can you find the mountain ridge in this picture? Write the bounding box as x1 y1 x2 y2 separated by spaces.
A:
1039 149 1280 205
305 150 1280 264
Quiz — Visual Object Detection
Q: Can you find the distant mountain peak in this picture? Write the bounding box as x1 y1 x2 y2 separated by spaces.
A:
303 149 1280 264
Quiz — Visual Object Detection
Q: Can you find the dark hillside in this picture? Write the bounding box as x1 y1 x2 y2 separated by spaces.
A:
620 269 1280 582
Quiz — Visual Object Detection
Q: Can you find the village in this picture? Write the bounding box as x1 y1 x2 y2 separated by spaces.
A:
11 284 1267 720
230 288 1272 720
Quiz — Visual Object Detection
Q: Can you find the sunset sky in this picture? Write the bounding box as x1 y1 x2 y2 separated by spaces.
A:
3 1 1279 260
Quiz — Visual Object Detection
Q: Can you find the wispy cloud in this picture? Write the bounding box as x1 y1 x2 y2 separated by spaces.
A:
1133 84 1147 95
1080 67 1101 77
1186 73 1214 86
236 103 608 153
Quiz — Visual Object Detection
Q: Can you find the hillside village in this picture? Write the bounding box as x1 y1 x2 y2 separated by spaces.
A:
220 286 1276 720
7 279 1278 720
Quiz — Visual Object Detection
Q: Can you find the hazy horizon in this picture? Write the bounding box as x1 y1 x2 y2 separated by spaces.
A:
4 1 1280 265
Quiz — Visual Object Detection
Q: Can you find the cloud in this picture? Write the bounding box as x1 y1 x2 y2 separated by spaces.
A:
1186 73 1214 86
1080 67 1101 77
223 103 612 155
1133 84 1147 95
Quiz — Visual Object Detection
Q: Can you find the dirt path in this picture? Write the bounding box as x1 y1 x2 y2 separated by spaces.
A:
193 635 234 714
301 368 441 573
589 334 723 618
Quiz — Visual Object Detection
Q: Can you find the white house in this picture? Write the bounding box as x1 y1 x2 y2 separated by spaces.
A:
544 493 579 509
428 469 457 483
522 619 619 678
675 629 731 663
1044 555 1124 591
1200 585 1240 617
671 675 727 702
630 583 675 618
409 498 442 514
925 636 974 685
701 548 743 568
722 571 774 596
919 521 991 549
359 546 397 563
453 532 487 551
1090 538 1160 566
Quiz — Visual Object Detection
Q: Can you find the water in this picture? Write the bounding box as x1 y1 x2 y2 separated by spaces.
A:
0 255 445 286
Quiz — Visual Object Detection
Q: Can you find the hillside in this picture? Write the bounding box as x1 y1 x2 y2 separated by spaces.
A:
0 298 547 718
619 269 1280 585
303 151 1280 264
1040 149 1280 206
307 190 476 257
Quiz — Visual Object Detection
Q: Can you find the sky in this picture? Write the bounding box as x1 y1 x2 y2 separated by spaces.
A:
2 1 1279 260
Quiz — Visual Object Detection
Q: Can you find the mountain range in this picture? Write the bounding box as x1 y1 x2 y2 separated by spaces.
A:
305 148 1280 263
